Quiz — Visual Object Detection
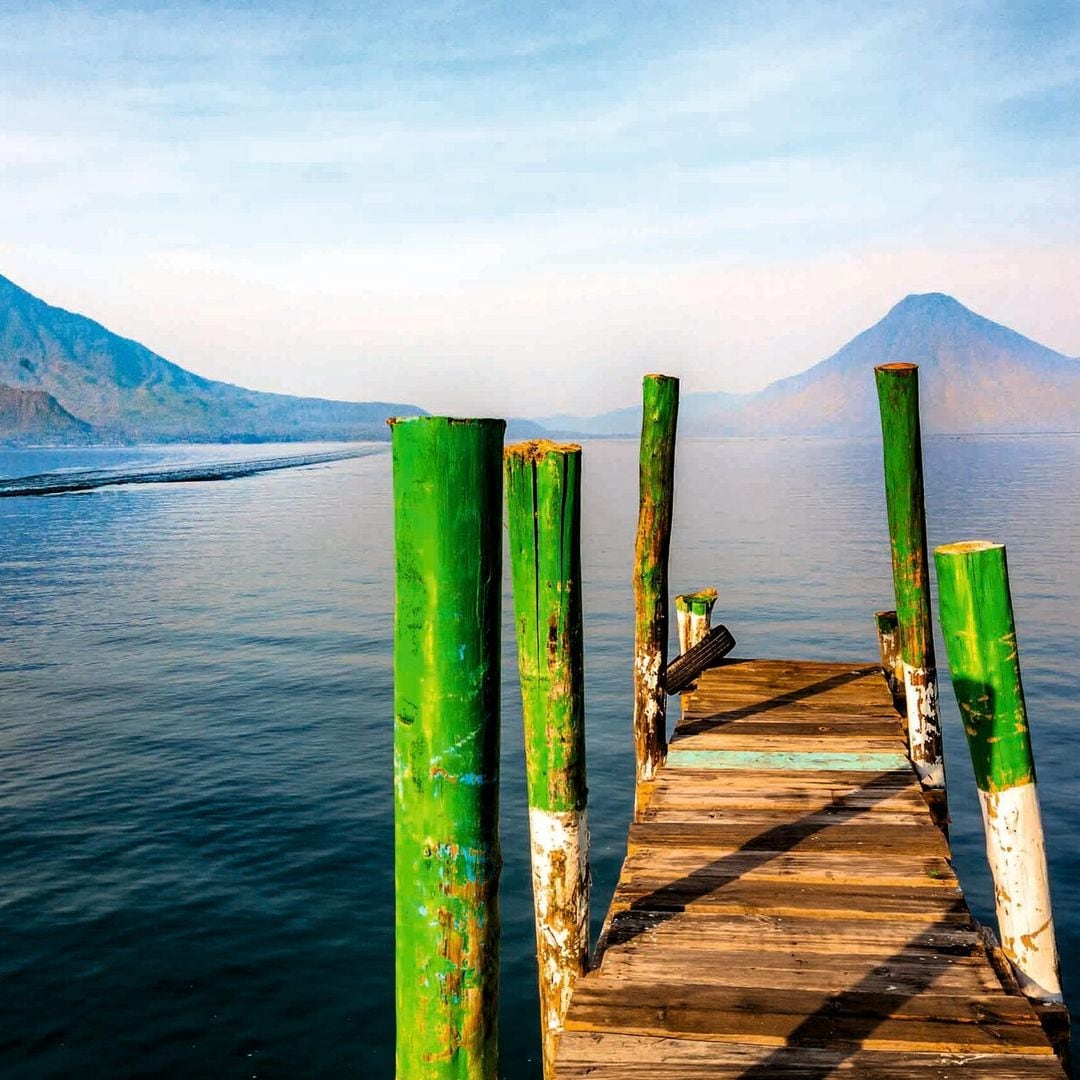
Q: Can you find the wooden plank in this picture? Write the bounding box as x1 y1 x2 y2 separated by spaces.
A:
665 748 913 771
597 947 1007 996
632 807 938 829
608 879 972 923
557 1032 1067 1077
620 849 958 889
647 766 917 789
681 696 900 717
671 733 907 755
565 981 1049 1052
598 910 985 955
627 820 952 857
672 719 904 740
641 774 927 816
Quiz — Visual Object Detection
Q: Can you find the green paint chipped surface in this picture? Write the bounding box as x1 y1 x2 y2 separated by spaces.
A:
935 541 1037 793
505 441 587 815
875 364 936 674
633 374 679 784
392 416 504 1078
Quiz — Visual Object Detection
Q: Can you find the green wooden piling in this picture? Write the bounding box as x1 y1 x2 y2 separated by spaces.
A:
675 588 718 655
505 440 589 1080
390 415 506 1079
935 540 1062 1004
633 374 679 801
875 362 947 824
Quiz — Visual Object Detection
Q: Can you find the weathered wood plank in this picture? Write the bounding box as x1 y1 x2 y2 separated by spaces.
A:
598 947 1006 995
599 910 985 955
557 1032 1066 1077
665 748 913 771
565 980 1048 1052
608 880 971 922
673 721 905 743
620 848 958 889
627 820 952 857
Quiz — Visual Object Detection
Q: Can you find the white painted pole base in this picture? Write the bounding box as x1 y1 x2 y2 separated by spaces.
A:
979 783 1063 1003
902 661 945 790
528 806 590 1078
634 648 664 785
676 610 711 655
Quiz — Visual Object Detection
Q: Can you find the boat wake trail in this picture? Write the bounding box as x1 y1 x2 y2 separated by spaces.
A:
0 447 384 498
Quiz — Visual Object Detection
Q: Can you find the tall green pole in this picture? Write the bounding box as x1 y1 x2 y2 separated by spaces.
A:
391 415 505 1079
935 540 1062 1005
874 362 947 825
633 374 679 806
505 440 589 1080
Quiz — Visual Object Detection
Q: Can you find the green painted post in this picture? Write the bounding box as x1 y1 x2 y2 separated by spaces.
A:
935 541 1062 1004
390 415 505 1079
675 588 717 655
874 362 948 825
505 440 589 1080
633 373 679 805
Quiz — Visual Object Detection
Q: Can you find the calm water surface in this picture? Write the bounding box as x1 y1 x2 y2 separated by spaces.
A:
1 436 1079 1077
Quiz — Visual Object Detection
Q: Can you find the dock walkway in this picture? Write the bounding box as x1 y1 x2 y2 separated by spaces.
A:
555 658 1067 1078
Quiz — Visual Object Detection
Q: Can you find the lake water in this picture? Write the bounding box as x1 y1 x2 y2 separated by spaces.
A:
2 435 1079 1077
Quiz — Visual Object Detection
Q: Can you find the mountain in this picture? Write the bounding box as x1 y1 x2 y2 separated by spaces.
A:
0 386 94 445
734 293 1080 436
538 390 749 437
0 273 425 444
539 294 1080 437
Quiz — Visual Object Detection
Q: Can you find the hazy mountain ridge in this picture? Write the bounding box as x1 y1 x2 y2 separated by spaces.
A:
551 294 1080 436
738 293 1080 436
3 276 1078 445
537 390 749 437
0 273 426 444
0 386 94 445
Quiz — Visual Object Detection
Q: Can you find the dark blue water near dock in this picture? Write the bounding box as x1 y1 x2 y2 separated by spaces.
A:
2 436 1079 1077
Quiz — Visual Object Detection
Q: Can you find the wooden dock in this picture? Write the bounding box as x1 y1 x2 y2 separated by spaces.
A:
554 658 1068 1078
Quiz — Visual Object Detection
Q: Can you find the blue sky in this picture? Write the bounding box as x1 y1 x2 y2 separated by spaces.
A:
2 1 1078 413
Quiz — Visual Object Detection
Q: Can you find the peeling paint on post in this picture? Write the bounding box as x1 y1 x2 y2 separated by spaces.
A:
505 440 589 1080
675 588 717 655
935 540 1063 1005
874 609 906 711
633 374 679 805
875 363 948 825
391 415 505 1079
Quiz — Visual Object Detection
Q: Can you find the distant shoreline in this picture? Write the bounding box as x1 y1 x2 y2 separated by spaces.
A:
0 446 382 498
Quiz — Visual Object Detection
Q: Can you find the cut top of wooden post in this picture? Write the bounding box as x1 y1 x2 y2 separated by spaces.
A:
675 588 718 617
504 438 583 463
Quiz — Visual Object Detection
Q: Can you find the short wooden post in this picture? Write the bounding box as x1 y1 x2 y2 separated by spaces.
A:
873 609 906 710
633 373 679 800
505 440 589 1080
390 415 505 1079
675 588 717 654
934 540 1063 1004
875 363 948 824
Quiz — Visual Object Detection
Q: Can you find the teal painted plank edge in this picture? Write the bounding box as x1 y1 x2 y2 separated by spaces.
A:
665 749 910 772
